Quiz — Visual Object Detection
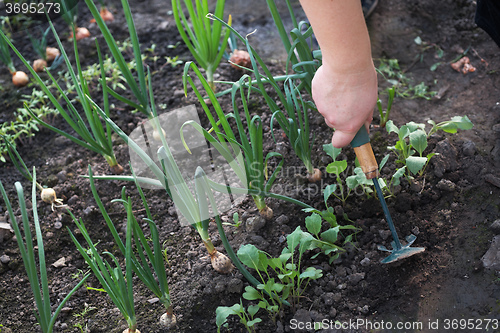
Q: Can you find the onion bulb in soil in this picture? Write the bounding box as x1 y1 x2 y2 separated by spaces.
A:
100 7 114 21
160 312 177 328
307 168 322 182
229 49 251 70
12 71 29 87
40 187 67 211
152 127 166 141
110 164 124 174
70 27 90 41
90 7 115 22
33 59 47 73
210 250 234 274
46 47 60 62
259 206 274 220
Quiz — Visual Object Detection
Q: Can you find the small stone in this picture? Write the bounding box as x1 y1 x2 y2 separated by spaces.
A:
54 221 62 229
173 89 185 97
347 272 365 285
360 257 371 266
436 179 456 192
275 214 289 224
227 278 243 293
322 292 335 305
83 206 94 215
67 195 79 206
60 323 68 330
291 309 312 333
379 230 392 240
245 216 266 233
148 298 160 304
329 308 337 318
52 257 66 268
250 235 269 250
482 235 500 270
56 170 67 182
462 141 476 156
490 220 500 234
359 305 370 314
0 254 10 264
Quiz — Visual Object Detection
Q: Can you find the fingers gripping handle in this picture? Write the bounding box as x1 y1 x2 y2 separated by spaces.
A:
351 126 379 179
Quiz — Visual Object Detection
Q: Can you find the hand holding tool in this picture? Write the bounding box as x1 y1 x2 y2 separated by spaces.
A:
351 126 425 263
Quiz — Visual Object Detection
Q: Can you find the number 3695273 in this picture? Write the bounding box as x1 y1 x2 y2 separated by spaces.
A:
5 2 61 15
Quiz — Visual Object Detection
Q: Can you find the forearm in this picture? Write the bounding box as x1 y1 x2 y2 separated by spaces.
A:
299 0 373 73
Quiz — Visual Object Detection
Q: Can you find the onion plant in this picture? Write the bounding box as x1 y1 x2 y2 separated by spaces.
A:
3 136 67 211
86 165 176 328
68 199 140 333
60 0 90 41
84 76 234 274
266 0 320 96
0 31 29 87
83 0 152 117
206 15 321 181
172 0 231 91
0 170 89 333
182 62 283 219
28 26 63 72
0 19 124 174
270 78 320 182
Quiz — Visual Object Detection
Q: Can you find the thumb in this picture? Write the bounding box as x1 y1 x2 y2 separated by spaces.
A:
331 130 358 149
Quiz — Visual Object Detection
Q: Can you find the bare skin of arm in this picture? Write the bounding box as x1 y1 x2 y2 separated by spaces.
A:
299 0 378 148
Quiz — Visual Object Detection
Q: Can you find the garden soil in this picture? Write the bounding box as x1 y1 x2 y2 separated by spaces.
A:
0 0 499 332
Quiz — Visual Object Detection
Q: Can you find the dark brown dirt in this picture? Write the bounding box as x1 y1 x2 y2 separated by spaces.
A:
0 0 499 333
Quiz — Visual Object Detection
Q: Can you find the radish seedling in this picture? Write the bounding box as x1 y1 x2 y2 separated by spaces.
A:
237 226 324 319
0 169 89 333
216 300 261 333
386 116 473 179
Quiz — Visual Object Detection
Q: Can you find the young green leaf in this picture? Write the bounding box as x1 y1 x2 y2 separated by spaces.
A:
326 160 348 176
237 244 263 271
305 213 322 237
385 120 399 135
322 143 342 161
409 130 427 156
323 184 337 207
406 156 428 175
242 286 261 301
215 303 241 328
299 267 323 280
320 227 339 244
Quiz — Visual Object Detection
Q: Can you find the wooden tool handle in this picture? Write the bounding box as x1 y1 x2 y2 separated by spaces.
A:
354 143 379 179
350 126 379 179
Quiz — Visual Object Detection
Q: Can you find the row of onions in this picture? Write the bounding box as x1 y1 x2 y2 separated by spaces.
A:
0 0 326 331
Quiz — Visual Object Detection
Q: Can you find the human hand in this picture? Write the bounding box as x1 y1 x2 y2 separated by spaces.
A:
311 62 378 148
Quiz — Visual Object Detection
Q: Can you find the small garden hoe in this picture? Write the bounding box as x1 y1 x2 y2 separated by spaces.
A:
351 126 425 264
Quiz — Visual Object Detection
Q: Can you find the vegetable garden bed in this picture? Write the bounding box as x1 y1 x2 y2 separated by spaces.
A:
0 0 499 332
